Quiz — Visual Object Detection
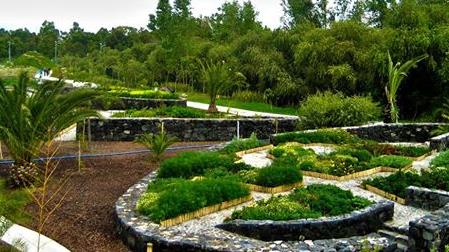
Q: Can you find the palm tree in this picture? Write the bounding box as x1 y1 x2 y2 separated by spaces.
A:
199 60 245 113
136 127 177 162
0 72 99 186
385 52 428 123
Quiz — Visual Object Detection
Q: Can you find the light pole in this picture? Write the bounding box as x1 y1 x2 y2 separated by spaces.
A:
8 41 12 62
54 40 58 64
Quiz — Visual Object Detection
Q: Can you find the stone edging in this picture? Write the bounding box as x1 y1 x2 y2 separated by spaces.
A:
430 132 449 151
216 200 394 241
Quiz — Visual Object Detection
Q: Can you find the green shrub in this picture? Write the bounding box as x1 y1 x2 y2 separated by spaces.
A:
230 196 321 221
231 184 371 221
232 90 265 103
158 151 235 179
363 171 424 198
112 106 208 118
333 147 373 162
222 133 264 154
369 155 412 169
296 184 372 216
431 150 449 168
395 146 431 157
364 169 449 198
253 162 303 187
138 178 250 222
110 89 179 100
273 129 360 145
270 144 316 159
14 51 55 69
297 92 381 129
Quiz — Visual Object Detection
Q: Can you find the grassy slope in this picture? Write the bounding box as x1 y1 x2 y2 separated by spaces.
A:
186 92 298 116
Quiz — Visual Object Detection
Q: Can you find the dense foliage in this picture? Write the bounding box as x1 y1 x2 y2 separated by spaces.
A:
109 89 179 100
221 133 264 154
137 178 250 223
3 0 449 119
297 92 381 129
231 184 372 220
157 151 235 179
273 129 361 145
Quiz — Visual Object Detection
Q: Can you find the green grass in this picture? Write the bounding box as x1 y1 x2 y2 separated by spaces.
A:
112 106 231 118
186 92 298 116
0 179 30 225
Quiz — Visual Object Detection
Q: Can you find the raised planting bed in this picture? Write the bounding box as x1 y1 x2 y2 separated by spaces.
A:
218 184 393 241
136 178 251 226
77 117 298 142
93 89 186 110
362 168 449 205
111 106 233 119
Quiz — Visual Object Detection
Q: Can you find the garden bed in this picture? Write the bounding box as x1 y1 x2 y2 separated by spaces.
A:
362 150 449 205
218 185 392 241
111 106 231 119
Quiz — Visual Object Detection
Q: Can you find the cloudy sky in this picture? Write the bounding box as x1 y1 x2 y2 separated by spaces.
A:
1 0 284 33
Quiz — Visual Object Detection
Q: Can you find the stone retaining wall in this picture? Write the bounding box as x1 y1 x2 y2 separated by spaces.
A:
216 201 394 241
93 97 187 110
406 186 449 211
430 132 449 151
408 203 449 251
343 123 443 143
77 118 298 142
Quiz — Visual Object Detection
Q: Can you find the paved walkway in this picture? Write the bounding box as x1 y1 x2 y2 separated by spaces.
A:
187 101 298 119
1 217 70 252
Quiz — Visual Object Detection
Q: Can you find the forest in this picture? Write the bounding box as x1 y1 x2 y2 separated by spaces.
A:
1 0 449 120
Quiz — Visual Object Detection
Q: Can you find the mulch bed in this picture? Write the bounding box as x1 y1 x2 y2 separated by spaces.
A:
13 142 217 252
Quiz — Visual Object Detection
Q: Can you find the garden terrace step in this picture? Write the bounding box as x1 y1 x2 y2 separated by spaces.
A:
378 229 409 245
382 221 409 236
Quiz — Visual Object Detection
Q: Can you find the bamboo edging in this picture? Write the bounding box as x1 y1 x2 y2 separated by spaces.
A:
246 181 303 194
364 184 406 205
235 145 274 158
302 166 398 182
159 195 253 227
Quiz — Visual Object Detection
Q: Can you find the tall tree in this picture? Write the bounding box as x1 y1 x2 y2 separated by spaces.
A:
37 21 60 59
148 0 173 32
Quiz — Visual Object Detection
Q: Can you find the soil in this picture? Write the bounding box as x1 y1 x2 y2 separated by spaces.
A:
14 142 219 252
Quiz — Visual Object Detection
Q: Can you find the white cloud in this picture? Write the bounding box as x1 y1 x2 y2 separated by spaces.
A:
0 0 283 32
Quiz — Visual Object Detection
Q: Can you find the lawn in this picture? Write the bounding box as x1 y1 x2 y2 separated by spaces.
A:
186 92 298 116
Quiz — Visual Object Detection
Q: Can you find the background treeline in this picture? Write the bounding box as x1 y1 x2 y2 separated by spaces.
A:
1 0 449 120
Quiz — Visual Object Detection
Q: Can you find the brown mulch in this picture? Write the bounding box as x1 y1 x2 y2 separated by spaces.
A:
20 142 218 252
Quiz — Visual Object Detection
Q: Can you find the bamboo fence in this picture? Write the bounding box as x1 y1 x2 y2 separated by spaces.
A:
159 195 253 227
364 185 406 205
235 145 274 158
302 167 398 182
245 181 303 194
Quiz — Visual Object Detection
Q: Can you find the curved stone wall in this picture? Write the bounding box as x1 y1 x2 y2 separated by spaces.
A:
216 201 394 241
114 171 395 252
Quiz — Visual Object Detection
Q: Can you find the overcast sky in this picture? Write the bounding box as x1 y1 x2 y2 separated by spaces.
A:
1 0 284 33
